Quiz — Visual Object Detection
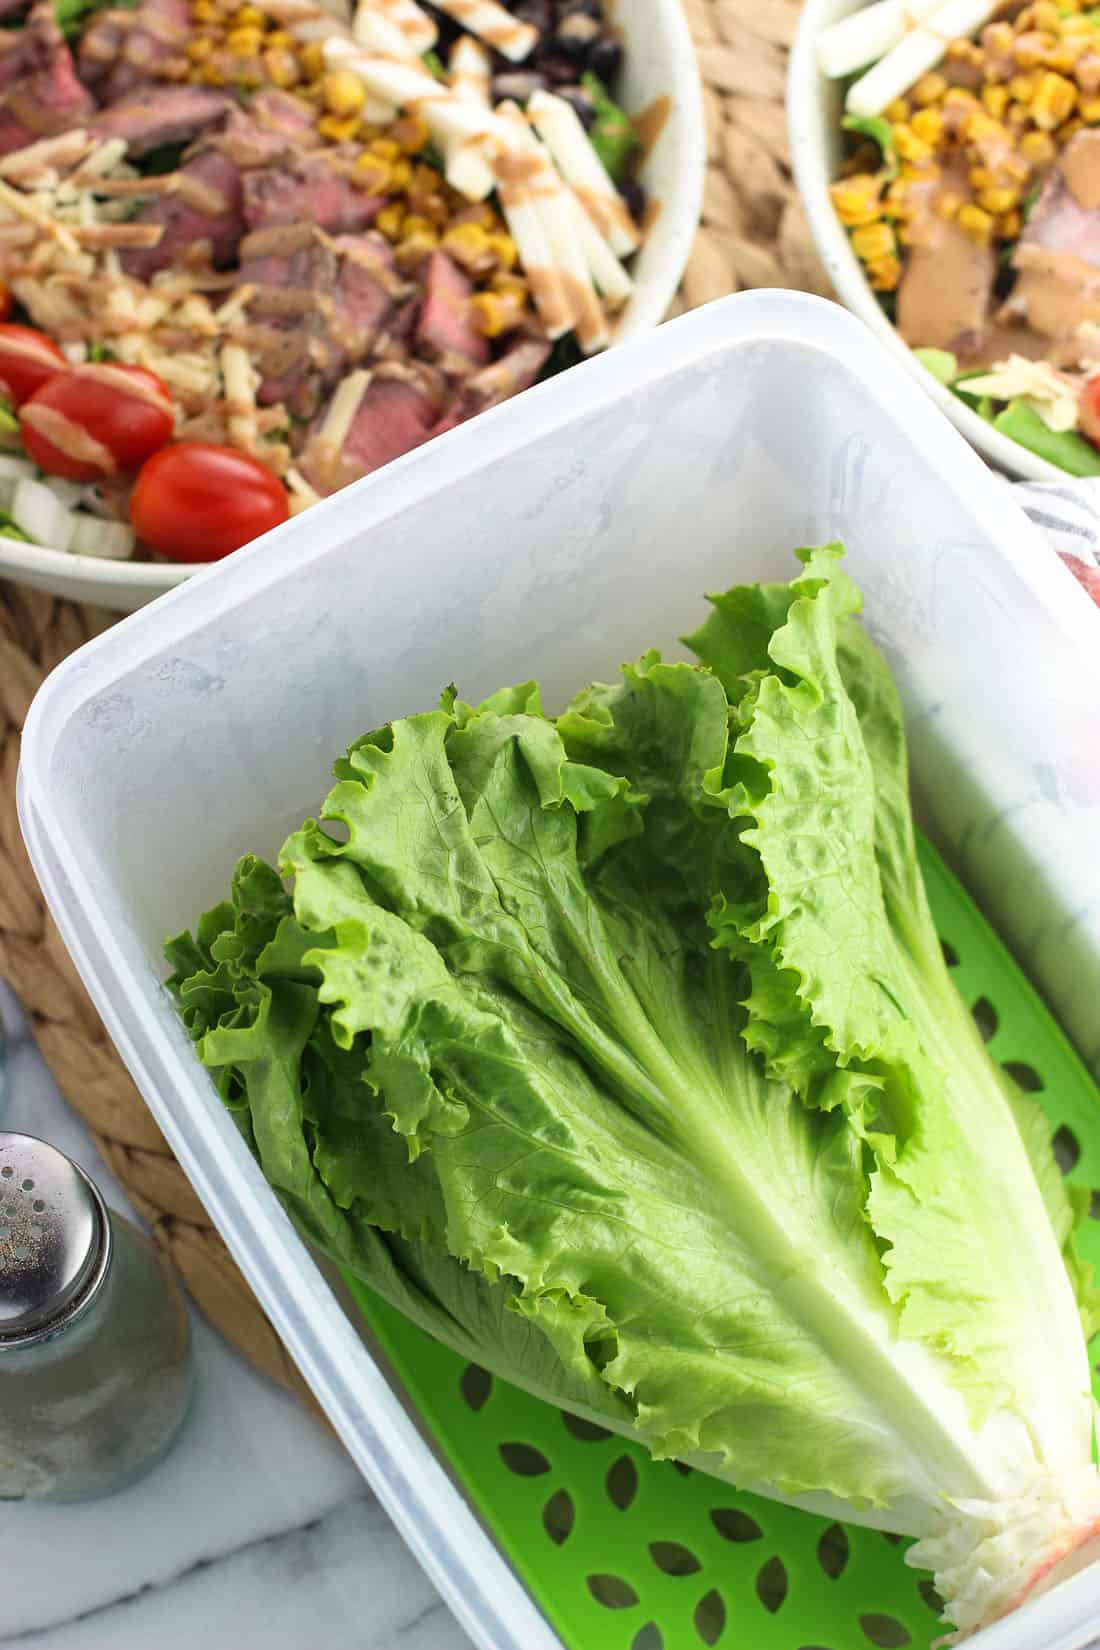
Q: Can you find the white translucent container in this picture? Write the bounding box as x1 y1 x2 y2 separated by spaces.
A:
17 291 1100 1650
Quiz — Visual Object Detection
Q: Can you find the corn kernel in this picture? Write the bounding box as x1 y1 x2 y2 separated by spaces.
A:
486 231 517 269
1082 96 1100 121
1020 127 1056 160
388 157 412 191
264 27 293 46
298 40 325 78
492 271 527 300
1013 29 1056 68
322 68 365 116
883 178 910 215
913 71 948 105
379 115 421 156
1008 70 1038 100
1031 68 1077 128
1006 100 1032 128
316 113 359 142
910 107 943 143
370 137 401 161
1047 42 1084 74
978 184 1020 213
892 122 933 162
199 61 226 84
968 164 995 188
850 221 897 261
354 152 391 191
234 2 264 21
1031 1 1060 31
944 86 978 106
190 0 215 18
394 230 439 269
1058 114 1084 140
1002 153 1031 182
884 98 911 122
186 34 213 57
263 46 299 85
957 203 994 242
470 292 508 337
375 202 405 239
225 25 262 51
981 83 1009 118
982 21 1015 56
996 209 1022 238
399 213 432 237
866 253 902 291
441 220 493 271
935 190 963 218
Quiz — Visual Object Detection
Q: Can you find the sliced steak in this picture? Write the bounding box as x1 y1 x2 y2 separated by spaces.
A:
238 224 342 415
243 158 382 235
77 0 189 101
301 374 439 494
1000 132 1100 340
206 92 315 169
454 336 550 418
415 251 489 368
90 84 231 157
0 4 93 156
121 147 244 280
330 232 399 350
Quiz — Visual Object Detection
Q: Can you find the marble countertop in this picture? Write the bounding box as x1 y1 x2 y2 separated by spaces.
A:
0 986 474 1650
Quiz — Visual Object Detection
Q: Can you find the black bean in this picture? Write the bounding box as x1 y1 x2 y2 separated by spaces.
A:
557 0 602 15
492 68 548 100
557 84 596 126
513 0 553 35
538 52 580 83
620 177 646 222
588 34 621 78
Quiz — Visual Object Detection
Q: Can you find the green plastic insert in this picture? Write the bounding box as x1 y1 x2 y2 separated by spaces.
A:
341 838 1100 1650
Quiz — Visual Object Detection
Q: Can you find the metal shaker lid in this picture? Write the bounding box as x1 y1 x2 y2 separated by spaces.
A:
0 1133 111 1346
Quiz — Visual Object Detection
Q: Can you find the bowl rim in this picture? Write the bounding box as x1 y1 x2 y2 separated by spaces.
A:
787 0 1066 486
0 2 705 608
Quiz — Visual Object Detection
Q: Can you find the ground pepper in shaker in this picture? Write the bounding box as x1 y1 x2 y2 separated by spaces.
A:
0 1132 193 1502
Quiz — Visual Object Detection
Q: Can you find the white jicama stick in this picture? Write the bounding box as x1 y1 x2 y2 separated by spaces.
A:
816 0 944 80
846 0 996 115
374 0 436 51
497 103 607 352
11 477 76 551
491 112 575 339
431 0 536 61
448 33 491 104
570 195 633 306
323 38 500 199
527 89 639 257
352 1 417 58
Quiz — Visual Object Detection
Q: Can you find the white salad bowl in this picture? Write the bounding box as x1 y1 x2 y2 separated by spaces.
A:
0 0 704 614
788 0 1064 485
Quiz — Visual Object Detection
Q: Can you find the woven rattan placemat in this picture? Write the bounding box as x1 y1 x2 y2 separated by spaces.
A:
0 20 828 1403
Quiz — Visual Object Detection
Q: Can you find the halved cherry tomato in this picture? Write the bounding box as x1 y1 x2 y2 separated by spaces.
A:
1080 377 1100 452
0 324 67 406
20 363 174 482
129 441 289 563
0 284 12 323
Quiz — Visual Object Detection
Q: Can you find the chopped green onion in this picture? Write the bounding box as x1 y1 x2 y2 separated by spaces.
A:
582 72 639 184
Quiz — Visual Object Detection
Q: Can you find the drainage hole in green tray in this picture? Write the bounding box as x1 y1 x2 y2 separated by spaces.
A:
693 1588 726 1646
1002 1060 1043 1092
816 1522 849 1579
940 938 959 968
882 1531 905 1546
499 1442 551 1476
541 1487 574 1545
671 1459 693 1476
631 1626 663 1650
648 1540 702 1576
971 996 999 1043
459 1364 492 1411
1053 1124 1081 1174
918 1578 944 1615
709 1507 763 1543
754 1554 788 1613
859 1614 912 1647
605 1453 638 1510
561 1411 613 1443
586 1573 639 1609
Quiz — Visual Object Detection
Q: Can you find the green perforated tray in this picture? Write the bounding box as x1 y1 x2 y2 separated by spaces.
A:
341 838 1100 1650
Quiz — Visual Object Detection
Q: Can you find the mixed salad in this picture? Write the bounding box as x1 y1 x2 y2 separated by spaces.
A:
819 0 1100 476
0 0 648 563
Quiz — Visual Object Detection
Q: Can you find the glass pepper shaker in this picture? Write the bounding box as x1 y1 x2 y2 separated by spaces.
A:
0 1132 193 1502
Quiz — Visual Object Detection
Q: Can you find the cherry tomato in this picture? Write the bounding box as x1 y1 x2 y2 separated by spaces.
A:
0 284 11 323
20 363 174 482
129 441 289 563
0 324 67 406
1080 376 1100 453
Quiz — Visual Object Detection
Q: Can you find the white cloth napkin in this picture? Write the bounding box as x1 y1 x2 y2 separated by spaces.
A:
1013 478 1100 602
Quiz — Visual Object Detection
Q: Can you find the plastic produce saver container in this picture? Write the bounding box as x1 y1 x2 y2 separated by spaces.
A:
17 291 1100 1650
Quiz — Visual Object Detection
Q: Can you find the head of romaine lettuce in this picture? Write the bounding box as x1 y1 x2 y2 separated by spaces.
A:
167 546 1100 1638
